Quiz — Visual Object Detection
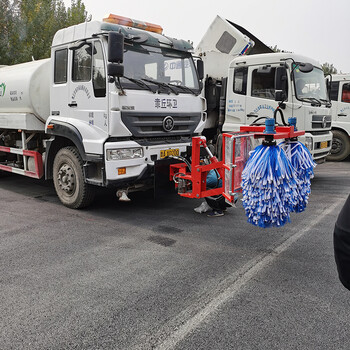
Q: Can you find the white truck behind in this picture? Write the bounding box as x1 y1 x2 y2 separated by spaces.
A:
327 74 350 161
196 16 332 163
0 14 206 208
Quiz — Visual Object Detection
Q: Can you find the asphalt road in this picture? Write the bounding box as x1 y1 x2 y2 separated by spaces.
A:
0 159 349 350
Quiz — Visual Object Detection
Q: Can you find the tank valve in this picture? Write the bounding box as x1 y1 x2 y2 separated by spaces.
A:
116 190 131 202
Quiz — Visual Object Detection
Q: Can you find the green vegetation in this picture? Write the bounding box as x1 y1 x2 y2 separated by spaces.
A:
321 62 338 75
0 0 88 65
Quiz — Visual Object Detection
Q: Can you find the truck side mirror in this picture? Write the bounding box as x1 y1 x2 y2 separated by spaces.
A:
325 77 330 97
107 63 124 78
197 59 204 81
275 67 287 101
275 90 286 102
324 74 332 99
108 32 124 63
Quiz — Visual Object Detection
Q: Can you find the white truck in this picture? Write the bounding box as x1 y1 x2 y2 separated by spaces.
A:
0 14 206 208
327 74 350 161
196 16 333 163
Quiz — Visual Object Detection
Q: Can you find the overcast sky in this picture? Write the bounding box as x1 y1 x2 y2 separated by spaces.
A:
64 0 350 73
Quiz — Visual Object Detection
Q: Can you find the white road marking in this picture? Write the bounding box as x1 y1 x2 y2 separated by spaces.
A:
155 198 345 350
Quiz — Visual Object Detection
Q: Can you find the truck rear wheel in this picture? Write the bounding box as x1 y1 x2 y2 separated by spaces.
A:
327 130 350 162
53 146 95 208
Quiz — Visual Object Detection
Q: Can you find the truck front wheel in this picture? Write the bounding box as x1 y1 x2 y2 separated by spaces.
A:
327 130 350 162
53 146 95 208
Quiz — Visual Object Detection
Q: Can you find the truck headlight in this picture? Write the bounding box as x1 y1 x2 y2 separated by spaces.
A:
304 136 313 151
106 148 143 160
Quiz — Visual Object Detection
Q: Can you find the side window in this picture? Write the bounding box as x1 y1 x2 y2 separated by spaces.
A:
251 68 276 100
330 81 339 101
233 67 247 95
72 44 92 82
341 83 350 103
54 49 68 84
92 41 106 98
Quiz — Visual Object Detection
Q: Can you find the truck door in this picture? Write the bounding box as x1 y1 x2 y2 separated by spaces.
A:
52 48 70 119
245 65 278 123
225 67 247 129
336 82 350 122
329 81 339 122
69 40 108 142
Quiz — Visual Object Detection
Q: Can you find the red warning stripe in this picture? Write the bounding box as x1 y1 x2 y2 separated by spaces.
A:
0 147 43 179
0 146 11 153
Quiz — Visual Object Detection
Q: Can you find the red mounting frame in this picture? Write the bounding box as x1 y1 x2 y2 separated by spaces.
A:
239 125 304 139
169 125 305 204
169 137 224 199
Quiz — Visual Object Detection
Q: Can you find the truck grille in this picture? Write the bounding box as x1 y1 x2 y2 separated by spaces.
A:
133 135 192 146
311 115 331 129
121 112 201 138
314 151 330 158
310 131 331 136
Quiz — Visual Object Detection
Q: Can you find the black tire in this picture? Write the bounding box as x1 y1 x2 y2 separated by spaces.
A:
53 146 95 209
327 130 350 162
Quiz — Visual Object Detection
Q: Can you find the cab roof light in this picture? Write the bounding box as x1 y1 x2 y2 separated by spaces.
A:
103 14 163 34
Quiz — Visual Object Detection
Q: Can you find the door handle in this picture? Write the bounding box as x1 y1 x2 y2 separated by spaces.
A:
247 113 258 118
68 102 78 107
338 113 347 116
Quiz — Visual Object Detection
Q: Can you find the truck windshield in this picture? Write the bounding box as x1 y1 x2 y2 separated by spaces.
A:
294 66 329 105
120 43 200 94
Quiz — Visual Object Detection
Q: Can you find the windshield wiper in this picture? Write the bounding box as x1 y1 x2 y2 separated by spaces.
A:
319 98 332 107
300 97 322 107
141 78 179 95
169 83 198 96
121 76 156 93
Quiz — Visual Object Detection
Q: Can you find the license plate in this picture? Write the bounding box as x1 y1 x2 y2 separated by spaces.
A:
320 141 328 149
160 148 179 158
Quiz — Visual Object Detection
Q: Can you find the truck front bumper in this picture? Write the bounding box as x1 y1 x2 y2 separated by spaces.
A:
104 140 190 184
299 131 333 163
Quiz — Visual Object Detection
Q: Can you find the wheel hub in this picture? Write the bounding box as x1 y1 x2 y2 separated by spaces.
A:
57 164 75 194
332 138 343 154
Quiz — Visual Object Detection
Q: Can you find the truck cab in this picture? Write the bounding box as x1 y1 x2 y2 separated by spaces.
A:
0 14 206 208
327 74 350 161
196 16 332 163
45 15 206 206
225 53 332 162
